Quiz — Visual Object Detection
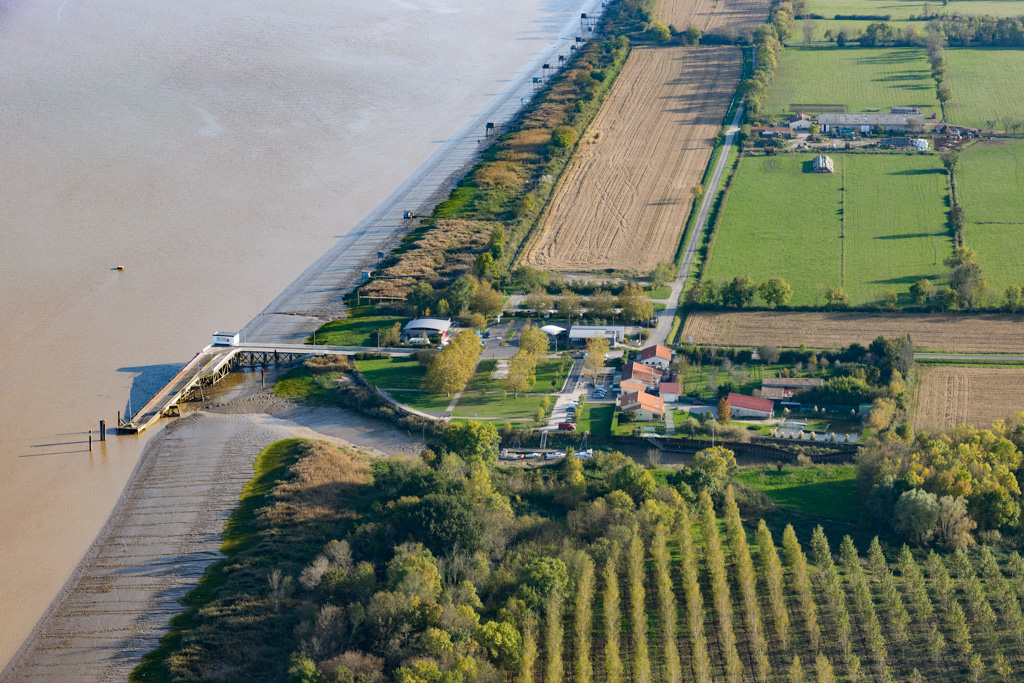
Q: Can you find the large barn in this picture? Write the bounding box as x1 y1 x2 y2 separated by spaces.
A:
818 111 926 134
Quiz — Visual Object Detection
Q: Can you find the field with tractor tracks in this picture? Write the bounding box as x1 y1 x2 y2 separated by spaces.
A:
656 0 768 36
914 365 1024 431
681 311 1024 353
522 45 741 272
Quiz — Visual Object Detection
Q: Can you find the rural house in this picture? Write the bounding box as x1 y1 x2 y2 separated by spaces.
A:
811 155 834 173
658 382 680 403
761 377 825 401
788 113 812 130
619 390 664 421
620 379 649 395
818 111 925 134
726 392 774 419
622 361 662 388
638 344 672 369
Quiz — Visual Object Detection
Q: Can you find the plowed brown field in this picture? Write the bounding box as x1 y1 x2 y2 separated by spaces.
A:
657 0 767 37
681 311 1024 353
522 46 741 272
914 366 1024 431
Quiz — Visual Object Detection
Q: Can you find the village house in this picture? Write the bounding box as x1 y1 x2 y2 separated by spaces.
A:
621 361 662 388
726 392 774 419
619 390 664 421
787 113 812 131
761 377 825 401
620 379 649 395
638 344 672 370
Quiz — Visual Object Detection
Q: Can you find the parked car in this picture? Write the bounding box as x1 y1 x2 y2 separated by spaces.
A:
558 422 576 431
482 331 491 339
545 451 566 460
524 452 542 460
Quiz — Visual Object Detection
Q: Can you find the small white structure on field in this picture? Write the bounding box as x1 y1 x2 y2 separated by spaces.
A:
539 324 567 337
914 138 930 151
812 155 834 174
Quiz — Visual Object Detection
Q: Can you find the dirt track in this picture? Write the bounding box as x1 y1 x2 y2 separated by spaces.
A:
523 46 741 272
914 366 1024 431
682 311 1024 353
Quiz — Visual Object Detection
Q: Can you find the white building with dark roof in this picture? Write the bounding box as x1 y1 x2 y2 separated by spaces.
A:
818 111 926 134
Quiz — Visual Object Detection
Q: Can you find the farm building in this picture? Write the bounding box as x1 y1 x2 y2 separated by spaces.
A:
659 382 680 402
890 106 920 114
726 392 774 419
761 377 825 400
403 318 451 343
622 361 663 388
619 390 664 421
569 324 626 345
811 155 834 173
818 112 925 134
788 113 812 130
638 344 672 369
751 126 794 138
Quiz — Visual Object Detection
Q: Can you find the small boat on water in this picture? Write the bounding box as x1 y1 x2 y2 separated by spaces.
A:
114 265 125 271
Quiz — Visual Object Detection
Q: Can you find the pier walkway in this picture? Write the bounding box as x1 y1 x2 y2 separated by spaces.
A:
119 343 409 434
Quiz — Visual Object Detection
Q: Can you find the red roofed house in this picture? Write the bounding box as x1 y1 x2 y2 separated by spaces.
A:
726 392 774 419
621 361 662 388
620 379 649 395
659 382 680 403
638 344 672 370
619 391 664 421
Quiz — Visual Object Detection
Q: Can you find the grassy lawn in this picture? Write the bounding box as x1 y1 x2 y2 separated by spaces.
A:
706 153 950 306
735 464 860 521
764 47 940 117
387 390 452 414
679 363 783 399
945 49 1024 129
272 366 339 403
646 286 673 299
354 357 425 390
577 403 615 435
452 392 548 421
310 310 407 346
467 358 500 392
958 139 1024 292
536 358 571 392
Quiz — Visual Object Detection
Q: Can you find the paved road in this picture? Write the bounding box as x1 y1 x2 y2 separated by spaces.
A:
648 100 745 347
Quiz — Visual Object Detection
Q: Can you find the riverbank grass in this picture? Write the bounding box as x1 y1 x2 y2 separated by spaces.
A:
735 464 859 521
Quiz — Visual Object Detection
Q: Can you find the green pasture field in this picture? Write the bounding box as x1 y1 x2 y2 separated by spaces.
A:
705 153 951 305
451 393 548 421
736 464 860 521
958 139 1024 291
944 48 1024 130
386 390 452 414
764 47 940 117
806 0 1024 19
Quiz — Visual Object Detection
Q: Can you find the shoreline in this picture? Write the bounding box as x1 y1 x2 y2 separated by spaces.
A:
1 375 423 682
1 1 602 675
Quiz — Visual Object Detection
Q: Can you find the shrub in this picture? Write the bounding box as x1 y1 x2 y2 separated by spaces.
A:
550 126 579 148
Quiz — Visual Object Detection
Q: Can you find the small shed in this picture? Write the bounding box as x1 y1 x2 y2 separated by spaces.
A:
212 331 240 346
659 382 681 403
812 155 834 173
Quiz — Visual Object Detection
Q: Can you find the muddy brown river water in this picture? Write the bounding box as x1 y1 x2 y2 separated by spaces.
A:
0 0 588 667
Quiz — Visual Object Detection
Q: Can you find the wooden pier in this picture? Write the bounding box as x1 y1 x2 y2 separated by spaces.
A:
117 343 409 434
